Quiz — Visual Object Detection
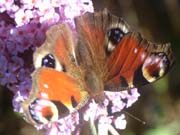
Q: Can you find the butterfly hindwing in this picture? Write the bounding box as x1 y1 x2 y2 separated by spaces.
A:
105 32 174 90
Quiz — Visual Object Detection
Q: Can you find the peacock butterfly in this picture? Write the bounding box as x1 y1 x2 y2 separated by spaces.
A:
20 9 174 126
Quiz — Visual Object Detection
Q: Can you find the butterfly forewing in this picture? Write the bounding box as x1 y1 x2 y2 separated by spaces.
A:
74 9 132 96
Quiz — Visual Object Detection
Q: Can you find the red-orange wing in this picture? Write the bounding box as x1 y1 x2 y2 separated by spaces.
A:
105 32 174 90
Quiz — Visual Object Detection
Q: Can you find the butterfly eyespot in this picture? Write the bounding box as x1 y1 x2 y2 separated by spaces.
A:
29 99 59 124
107 28 125 45
41 54 55 68
140 52 170 84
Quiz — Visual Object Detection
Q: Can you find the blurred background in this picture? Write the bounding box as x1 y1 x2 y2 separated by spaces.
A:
0 0 180 135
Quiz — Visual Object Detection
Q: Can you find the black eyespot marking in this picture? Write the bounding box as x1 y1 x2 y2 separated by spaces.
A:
150 70 160 78
41 54 55 68
71 96 78 108
107 28 125 45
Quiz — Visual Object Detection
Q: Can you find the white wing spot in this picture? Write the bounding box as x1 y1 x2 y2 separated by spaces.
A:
40 92 49 99
134 48 138 53
43 84 49 89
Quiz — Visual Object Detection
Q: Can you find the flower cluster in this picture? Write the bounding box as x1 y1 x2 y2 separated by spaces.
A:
0 0 94 27
83 88 140 134
0 0 140 135
44 112 80 135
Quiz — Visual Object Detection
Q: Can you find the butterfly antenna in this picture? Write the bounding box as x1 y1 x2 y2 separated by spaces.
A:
122 110 146 125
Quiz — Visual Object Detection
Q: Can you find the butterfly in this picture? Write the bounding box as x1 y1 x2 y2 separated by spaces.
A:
21 9 174 125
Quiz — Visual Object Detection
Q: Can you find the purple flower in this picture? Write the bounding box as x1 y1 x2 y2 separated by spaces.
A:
114 114 127 130
0 0 18 13
82 88 139 134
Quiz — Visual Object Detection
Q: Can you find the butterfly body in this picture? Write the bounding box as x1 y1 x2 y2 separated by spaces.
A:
21 9 174 125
